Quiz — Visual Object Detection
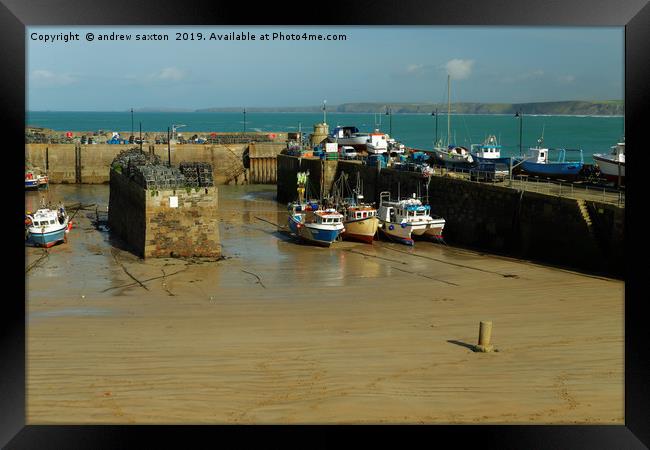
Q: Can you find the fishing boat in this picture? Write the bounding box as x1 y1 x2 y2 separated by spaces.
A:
25 203 70 247
366 130 389 154
37 173 49 188
286 171 345 247
25 170 39 190
428 144 475 169
287 204 345 247
470 135 511 165
376 192 446 245
330 172 379 244
25 167 48 190
593 141 625 185
518 136 584 180
329 126 369 150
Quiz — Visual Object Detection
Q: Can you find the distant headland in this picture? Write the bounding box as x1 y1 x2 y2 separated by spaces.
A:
191 100 623 116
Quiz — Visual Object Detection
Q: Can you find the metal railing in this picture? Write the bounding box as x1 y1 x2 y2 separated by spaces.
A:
424 164 625 206
510 175 625 206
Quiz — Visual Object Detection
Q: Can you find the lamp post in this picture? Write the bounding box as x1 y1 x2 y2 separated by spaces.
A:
167 126 171 166
322 100 327 125
431 109 438 146
385 106 392 136
131 108 134 139
243 108 246 133
515 111 523 157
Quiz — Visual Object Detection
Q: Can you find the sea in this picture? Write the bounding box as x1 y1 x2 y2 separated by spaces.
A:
26 111 625 163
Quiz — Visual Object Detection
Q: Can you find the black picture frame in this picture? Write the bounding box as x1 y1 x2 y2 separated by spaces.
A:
3 0 647 447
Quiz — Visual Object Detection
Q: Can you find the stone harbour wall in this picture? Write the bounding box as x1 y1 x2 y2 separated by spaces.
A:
277 155 625 277
108 169 220 258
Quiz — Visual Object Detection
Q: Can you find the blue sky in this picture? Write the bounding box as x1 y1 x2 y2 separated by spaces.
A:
27 26 624 111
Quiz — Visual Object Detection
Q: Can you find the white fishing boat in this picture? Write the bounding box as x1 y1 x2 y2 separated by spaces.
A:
593 141 625 184
366 130 389 154
25 203 70 247
376 192 445 245
329 126 369 150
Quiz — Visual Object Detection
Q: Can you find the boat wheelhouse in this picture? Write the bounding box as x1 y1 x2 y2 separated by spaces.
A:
470 135 510 165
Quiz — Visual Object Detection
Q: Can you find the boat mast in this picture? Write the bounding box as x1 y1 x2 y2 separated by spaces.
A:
447 74 451 147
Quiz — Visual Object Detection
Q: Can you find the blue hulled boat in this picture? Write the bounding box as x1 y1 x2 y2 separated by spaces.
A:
518 137 584 180
25 205 70 247
470 135 511 165
287 171 345 247
287 203 345 247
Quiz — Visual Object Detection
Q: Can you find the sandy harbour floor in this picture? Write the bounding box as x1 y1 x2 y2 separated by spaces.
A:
25 184 623 424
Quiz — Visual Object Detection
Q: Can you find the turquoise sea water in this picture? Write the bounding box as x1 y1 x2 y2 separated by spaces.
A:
27 111 624 163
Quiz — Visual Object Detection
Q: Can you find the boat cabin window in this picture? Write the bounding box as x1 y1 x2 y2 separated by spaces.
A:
33 221 39 226
49 220 55 224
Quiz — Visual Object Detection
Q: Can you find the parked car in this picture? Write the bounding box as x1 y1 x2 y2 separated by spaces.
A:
340 146 357 159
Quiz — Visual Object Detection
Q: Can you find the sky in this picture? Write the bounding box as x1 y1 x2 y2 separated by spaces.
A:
27 26 624 111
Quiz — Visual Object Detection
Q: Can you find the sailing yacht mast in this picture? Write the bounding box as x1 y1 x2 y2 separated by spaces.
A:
447 74 451 147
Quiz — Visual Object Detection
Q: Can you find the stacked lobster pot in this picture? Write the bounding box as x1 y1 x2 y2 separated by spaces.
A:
131 165 186 190
179 161 214 187
112 148 188 190
179 162 200 188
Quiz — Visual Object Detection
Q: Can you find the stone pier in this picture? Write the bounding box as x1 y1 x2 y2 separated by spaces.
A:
108 169 221 258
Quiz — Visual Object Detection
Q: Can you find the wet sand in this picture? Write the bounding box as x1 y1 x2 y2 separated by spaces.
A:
26 185 624 424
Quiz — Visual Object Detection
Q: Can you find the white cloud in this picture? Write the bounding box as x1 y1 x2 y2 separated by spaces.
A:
406 64 424 73
153 67 188 81
444 59 474 80
30 69 77 86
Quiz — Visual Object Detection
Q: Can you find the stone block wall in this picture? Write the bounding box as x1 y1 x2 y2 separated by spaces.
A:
108 169 220 258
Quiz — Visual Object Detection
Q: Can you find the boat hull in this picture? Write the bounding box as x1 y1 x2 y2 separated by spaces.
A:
342 217 378 244
27 226 67 247
288 216 342 247
593 154 625 184
429 150 474 169
378 221 414 245
472 154 511 165
25 180 39 190
520 161 583 180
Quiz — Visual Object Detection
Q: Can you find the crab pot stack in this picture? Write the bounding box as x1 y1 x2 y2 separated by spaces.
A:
131 165 186 190
179 161 214 187
196 162 214 187
111 147 162 175
179 162 200 187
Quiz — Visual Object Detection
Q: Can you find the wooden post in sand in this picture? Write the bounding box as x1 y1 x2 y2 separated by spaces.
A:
475 321 494 353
